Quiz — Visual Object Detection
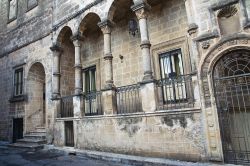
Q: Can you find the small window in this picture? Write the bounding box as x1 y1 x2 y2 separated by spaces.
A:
8 0 17 22
14 68 23 96
27 0 38 11
84 66 96 93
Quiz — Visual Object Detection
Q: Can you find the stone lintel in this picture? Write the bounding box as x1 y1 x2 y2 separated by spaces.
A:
210 0 239 11
194 30 219 42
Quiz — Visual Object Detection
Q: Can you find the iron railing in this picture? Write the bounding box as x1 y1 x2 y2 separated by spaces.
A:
60 95 74 118
156 74 194 110
116 84 142 114
84 91 103 116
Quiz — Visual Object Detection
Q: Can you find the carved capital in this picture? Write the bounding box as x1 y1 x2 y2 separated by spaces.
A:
131 3 151 20
71 32 84 47
98 20 113 34
50 44 63 53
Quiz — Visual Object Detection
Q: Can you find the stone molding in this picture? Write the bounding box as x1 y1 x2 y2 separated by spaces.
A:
194 30 219 42
210 0 239 11
187 23 198 35
131 3 151 20
98 20 113 34
50 44 63 53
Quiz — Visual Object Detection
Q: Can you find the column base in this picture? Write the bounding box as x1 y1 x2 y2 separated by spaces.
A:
74 88 83 96
143 71 153 81
102 89 117 115
140 82 157 112
51 93 61 100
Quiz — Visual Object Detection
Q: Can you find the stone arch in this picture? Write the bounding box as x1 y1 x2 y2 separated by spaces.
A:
105 0 134 22
78 12 101 35
26 62 46 133
55 26 73 45
198 36 250 161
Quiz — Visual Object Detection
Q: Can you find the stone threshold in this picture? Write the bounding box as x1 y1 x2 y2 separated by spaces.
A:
44 145 235 166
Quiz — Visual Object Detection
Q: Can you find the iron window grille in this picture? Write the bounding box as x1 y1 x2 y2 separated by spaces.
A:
14 68 23 96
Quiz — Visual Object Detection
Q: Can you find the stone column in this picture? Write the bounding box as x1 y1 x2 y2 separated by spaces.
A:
50 44 62 100
132 3 153 81
132 3 157 112
71 34 84 118
71 34 83 95
98 20 117 115
98 20 114 89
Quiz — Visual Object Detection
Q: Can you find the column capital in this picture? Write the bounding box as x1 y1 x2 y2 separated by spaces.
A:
131 3 151 19
50 44 63 53
98 20 113 34
71 32 84 47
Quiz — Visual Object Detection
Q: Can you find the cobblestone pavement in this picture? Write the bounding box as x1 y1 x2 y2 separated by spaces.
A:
0 145 132 166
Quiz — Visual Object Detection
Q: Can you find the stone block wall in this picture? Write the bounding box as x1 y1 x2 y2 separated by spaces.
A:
54 110 206 162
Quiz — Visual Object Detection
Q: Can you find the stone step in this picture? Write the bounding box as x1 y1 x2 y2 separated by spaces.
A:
24 134 46 140
28 131 46 135
35 127 46 133
16 138 46 145
9 142 44 151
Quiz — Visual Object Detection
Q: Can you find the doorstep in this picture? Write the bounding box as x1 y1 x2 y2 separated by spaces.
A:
44 145 236 166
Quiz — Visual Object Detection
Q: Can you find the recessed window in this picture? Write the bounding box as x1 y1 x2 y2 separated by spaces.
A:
14 68 23 96
159 49 187 102
8 0 17 22
27 0 38 11
217 5 240 35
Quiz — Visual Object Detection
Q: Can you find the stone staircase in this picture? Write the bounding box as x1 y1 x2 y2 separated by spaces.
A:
9 127 47 151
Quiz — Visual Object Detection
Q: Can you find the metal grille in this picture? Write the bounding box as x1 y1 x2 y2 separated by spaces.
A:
156 74 194 110
60 95 74 118
65 121 74 147
214 50 250 165
84 91 103 116
116 84 142 114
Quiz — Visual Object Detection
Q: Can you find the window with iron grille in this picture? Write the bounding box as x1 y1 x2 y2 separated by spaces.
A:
14 68 23 96
159 49 187 103
8 0 17 22
83 66 102 116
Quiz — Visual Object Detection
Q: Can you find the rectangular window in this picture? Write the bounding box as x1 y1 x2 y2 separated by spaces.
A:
27 0 38 11
84 66 96 93
83 66 100 116
8 0 17 22
159 49 187 102
14 68 23 96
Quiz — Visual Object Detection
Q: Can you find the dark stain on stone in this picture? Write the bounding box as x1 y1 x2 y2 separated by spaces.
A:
161 113 194 128
117 117 142 137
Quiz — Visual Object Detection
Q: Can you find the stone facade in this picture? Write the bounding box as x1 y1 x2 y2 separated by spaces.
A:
0 0 250 164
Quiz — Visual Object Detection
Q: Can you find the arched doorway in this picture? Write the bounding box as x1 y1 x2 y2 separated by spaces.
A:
26 62 46 133
213 50 250 165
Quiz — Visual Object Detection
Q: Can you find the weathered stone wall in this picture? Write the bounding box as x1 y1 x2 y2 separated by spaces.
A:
26 63 45 132
0 35 53 141
54 110 206 162
60 39 75 96
0 0 52 56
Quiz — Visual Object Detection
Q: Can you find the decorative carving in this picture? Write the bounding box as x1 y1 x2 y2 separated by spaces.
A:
131 2 151 20
218 5 237 18
135 8 148 20
202 41 210 49
98 20 113 34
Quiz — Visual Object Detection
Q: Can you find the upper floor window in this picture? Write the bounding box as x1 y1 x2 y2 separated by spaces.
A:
27 0 38 11
8 0 17 22
14 68 23 96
